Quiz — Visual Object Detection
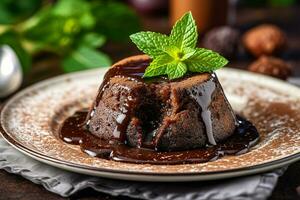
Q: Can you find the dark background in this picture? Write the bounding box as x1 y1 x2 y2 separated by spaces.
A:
0 0 300 199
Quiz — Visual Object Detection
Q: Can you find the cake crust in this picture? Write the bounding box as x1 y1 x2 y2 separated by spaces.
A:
86 55 237 151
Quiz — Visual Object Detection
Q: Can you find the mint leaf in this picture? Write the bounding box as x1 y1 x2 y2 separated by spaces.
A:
62 46 111 72
163 45 181 59
170 12 198 50
130 32 169 57
185 48 228 73
130 11 228 80
167 62 187 79
143 54 173 78
164 46 195 62
181 47 197 61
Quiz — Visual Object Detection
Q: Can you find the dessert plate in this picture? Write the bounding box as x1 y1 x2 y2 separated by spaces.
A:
1 68 300 182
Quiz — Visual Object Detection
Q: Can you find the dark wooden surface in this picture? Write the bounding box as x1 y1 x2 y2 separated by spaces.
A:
1 6 300 200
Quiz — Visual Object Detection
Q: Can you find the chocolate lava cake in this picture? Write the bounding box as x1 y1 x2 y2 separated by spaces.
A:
85 55 237 151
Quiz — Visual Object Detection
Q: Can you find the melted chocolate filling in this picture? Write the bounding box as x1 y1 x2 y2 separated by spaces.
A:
86 58 161 143
59 111 259 164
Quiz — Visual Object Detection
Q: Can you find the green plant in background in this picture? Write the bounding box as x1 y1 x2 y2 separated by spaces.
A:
268 0 296 7
0 0 42 24
0 0 140 73
240 0 296 7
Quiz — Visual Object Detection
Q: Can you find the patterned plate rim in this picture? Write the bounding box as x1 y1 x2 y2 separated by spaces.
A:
1 68 300 180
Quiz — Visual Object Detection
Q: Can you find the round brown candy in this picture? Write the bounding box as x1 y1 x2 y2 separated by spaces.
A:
202 26 240 59
248 56 291 80
243 24 286 57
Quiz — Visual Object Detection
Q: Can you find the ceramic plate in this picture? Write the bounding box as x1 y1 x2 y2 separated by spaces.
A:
1 68 300 182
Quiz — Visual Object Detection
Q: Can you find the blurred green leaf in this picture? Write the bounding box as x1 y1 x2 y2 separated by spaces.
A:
25 15 75 50
0 0 42 24
0 0 139 74
268 0 296 6
53 0 89 16
81 33 106 48
92 1 140 42
0 30 31 73
23 0 96 51
62 46 111 72
52 0 95 29
24 15 88 53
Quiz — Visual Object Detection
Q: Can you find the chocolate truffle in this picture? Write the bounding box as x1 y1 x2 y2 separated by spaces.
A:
248 56 291 80
202 26 240 59
243 24 286 57
86 55 237 151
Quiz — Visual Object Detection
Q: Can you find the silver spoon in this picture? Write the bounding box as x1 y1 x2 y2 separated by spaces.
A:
0 45 23 98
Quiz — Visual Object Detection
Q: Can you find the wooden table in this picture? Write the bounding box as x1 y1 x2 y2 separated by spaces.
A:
1 6 300 200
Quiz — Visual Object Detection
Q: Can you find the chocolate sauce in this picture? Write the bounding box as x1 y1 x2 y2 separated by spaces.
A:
85 58 152 142
187 74 217 145
85 58 220 146
59 111 259 164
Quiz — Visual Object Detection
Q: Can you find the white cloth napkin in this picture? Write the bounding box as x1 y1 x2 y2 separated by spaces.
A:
288 77 300 87
0 137 285 200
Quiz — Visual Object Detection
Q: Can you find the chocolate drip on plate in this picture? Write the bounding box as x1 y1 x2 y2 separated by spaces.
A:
59 111 259 164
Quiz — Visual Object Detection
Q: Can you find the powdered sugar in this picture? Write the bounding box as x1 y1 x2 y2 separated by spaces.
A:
1 68 300 174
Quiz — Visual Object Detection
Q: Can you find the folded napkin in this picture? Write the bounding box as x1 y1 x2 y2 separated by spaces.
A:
288 77 300 87
0 137 285 200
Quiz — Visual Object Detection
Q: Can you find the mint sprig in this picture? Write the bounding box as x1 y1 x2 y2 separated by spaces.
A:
130 12 228 79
